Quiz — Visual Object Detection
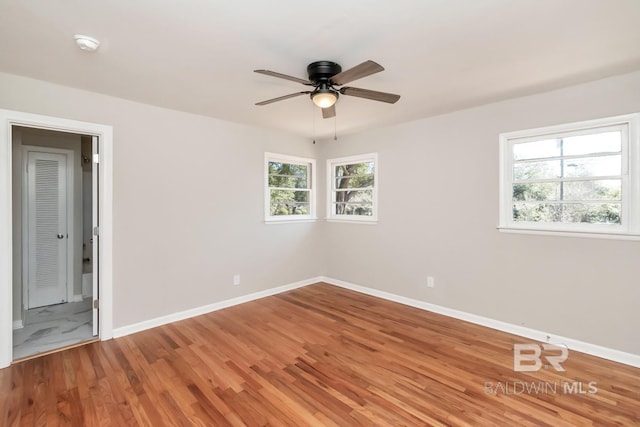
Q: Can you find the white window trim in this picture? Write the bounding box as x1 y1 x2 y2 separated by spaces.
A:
264 152 317 223
499 113 640 239
326 153 378 223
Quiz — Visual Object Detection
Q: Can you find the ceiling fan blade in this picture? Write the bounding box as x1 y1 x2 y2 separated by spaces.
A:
340 86 401 104
322 104 336 119
255 92 310 106
331 60 384 85
254 69 312 85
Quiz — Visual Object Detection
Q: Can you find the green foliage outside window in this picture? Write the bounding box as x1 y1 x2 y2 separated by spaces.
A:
512 136 621 224
334 162 374 216
268 161 310 216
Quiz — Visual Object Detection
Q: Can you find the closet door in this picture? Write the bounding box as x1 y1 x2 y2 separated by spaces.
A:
26 151 68 308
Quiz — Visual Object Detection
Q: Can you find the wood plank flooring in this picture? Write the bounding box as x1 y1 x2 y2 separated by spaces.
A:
1 283 639 426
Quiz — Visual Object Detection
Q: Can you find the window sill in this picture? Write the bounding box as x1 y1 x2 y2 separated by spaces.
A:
497 226 640 241
265 218 317 225
326 219 378 225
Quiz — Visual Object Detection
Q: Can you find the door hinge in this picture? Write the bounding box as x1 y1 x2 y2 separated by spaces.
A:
93 226 99 236
93 299 99 309
93 153 100 164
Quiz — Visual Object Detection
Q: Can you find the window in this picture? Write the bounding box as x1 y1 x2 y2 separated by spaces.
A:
499 114 640 238
327 153 378 222
265 153 316 222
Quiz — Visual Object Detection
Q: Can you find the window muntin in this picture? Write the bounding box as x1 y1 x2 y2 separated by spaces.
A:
328 154 378 222
265 153 316 222
499 114 640 237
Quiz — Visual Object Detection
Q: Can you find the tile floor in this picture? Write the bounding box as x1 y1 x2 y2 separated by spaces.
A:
13 299 94 360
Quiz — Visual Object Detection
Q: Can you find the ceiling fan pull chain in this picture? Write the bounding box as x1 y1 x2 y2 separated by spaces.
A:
312 103 316 144
334 116 338 141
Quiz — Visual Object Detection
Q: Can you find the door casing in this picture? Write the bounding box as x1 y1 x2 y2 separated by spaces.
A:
0 109 113 368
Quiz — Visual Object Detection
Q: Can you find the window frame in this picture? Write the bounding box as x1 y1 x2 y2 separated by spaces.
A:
326 153 379 223
499 113 640 239
264 152 316 223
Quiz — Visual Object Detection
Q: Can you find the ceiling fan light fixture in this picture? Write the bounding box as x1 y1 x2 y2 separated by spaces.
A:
312 89 338 108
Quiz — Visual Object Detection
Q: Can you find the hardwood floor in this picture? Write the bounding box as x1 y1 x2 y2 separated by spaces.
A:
1 283 638 426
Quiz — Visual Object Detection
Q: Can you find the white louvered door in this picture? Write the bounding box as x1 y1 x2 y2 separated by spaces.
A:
27 151 68 308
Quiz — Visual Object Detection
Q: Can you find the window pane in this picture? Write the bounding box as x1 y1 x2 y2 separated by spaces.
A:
513 202 621 224
335 174 374 189
334 203 373 216
514 180 621 202
563 131 621 156
513 182 561 201
562 180 621 201
270 190 310 216
513 139 561 160
335 162 374 179
514 155 621 180
514 160 561 180
268 162 308 178
335 189 372 205
513 131 622 161
329 155 377 220
268 175 308 189
563 155 621 178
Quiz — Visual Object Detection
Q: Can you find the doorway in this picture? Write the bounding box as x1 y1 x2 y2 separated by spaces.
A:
12 128 96 360
0 109 113 368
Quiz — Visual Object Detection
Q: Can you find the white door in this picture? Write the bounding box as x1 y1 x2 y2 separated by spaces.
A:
26 151 68 308
91 136 99 336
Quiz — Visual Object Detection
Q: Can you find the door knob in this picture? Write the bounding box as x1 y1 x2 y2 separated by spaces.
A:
57 233 64 239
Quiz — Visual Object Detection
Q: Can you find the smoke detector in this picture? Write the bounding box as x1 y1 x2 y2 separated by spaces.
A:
73 34 100 52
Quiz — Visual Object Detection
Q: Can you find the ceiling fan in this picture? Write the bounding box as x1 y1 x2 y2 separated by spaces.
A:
254 60 400 118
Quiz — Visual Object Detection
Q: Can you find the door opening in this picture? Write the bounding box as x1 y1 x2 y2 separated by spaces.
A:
11 127 98 360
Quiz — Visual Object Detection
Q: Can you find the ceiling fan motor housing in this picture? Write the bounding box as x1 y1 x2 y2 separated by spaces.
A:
307 61 342 84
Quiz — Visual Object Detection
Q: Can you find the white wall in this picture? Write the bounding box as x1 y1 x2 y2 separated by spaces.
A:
319 70 640 356
2 69 639 357
0 72 323 329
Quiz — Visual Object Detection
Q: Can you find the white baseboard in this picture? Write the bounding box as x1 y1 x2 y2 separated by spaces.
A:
112 277 322 338
319 276 640 369
12 320 23 330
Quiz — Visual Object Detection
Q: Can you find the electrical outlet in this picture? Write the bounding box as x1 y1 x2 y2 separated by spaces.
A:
427 276 435 288
233 274 240 286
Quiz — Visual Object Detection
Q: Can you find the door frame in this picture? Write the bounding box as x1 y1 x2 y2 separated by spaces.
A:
0 109 113 368
22 146 76 308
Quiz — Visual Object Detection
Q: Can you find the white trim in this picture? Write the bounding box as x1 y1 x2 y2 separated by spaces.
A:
265 219 317 225
112 277 322 338
497 226 640 240
0 109 114 369
21 145 76 306
12 320 22 330
325 219 378 225
326 152 378 222
264 152 317 222
319 277 640 369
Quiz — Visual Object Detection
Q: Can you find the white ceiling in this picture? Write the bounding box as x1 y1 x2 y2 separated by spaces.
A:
1 0 639 140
